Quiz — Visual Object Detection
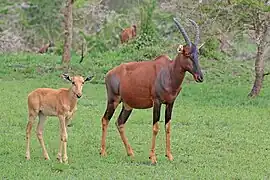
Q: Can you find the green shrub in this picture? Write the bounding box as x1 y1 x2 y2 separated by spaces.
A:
201 37 225 60
133 0 158 50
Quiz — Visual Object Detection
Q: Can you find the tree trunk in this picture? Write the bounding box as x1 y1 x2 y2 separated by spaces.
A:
248 12 269 98
62 0 74 68
248 44 265 97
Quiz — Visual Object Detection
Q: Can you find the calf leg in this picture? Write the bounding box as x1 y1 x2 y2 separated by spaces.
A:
25 111 38 160
149 101 161 164
58 115 68 163
165 102 174 161
100 98 120 156
57 133 63 163
115 104 133 157
36 113 50 160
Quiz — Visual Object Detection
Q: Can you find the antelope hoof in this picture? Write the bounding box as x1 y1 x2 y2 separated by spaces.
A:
127 152 134 157
149 155 157 165
57 154 63 163
166 153 173 161
57 158 63 163
63 157 68 164
127 152 134 158
44 153 50 160
127 147 134 157
100 150 107 157
25 153 30 160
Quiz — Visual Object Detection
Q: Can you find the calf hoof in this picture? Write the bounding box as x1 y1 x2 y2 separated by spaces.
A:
127 148 134 157
25 152 30 160
57 155 63 163
63 158 68 164
44 154 50 160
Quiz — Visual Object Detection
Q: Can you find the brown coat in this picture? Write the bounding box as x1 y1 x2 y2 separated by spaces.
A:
120 25 137 44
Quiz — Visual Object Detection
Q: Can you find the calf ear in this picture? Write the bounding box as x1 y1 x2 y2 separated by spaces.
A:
62 73 71 81
85 75 94 82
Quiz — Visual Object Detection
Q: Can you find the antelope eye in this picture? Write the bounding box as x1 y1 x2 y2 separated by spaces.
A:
72 82 75 85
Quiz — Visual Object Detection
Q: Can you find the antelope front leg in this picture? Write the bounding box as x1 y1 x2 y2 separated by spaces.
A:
165 102 174 161
58 115 68 163
149 101 161 164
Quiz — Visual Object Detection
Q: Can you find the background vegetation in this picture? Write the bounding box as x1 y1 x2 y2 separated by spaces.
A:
0 0 270 179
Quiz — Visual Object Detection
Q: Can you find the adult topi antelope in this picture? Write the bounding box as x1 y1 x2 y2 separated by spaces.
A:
100 18 204 164
120 25 137 44
38 41 54 54
25 74 93 163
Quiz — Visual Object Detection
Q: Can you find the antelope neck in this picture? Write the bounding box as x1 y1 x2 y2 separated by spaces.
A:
68 87 79 101
168 53 186 89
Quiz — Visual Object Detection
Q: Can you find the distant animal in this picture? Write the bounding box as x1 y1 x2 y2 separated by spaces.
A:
120 25 137 44
25 74 93 163
100 18 204 164
38 41 54 54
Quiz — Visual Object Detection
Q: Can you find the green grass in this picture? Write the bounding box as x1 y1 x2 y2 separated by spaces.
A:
1 53 270 179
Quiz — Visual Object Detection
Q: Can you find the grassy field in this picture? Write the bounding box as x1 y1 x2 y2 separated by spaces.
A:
1 53 270 179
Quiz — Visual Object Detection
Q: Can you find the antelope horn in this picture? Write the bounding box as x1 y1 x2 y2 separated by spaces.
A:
188 19 200 46
173 18 191 47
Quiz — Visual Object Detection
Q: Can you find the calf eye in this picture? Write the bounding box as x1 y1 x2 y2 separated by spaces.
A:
72 82 75 85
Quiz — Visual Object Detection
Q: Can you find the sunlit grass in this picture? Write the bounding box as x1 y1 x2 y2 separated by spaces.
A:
1 53 270 179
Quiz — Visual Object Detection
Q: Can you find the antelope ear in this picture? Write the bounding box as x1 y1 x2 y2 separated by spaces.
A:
84 75 94 82
177 44 184 53
62 73 71 81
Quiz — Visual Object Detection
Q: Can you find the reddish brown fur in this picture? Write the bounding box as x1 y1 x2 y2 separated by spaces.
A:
38 41 53 54
120 25 137 44
107 55 180 107
100 45 203 164
25 74 92 163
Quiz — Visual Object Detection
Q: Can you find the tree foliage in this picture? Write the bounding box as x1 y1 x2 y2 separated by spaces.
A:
134 0 158 49
20 0 64 43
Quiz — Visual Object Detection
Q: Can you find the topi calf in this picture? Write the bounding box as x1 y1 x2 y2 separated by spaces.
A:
25 74 93 163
